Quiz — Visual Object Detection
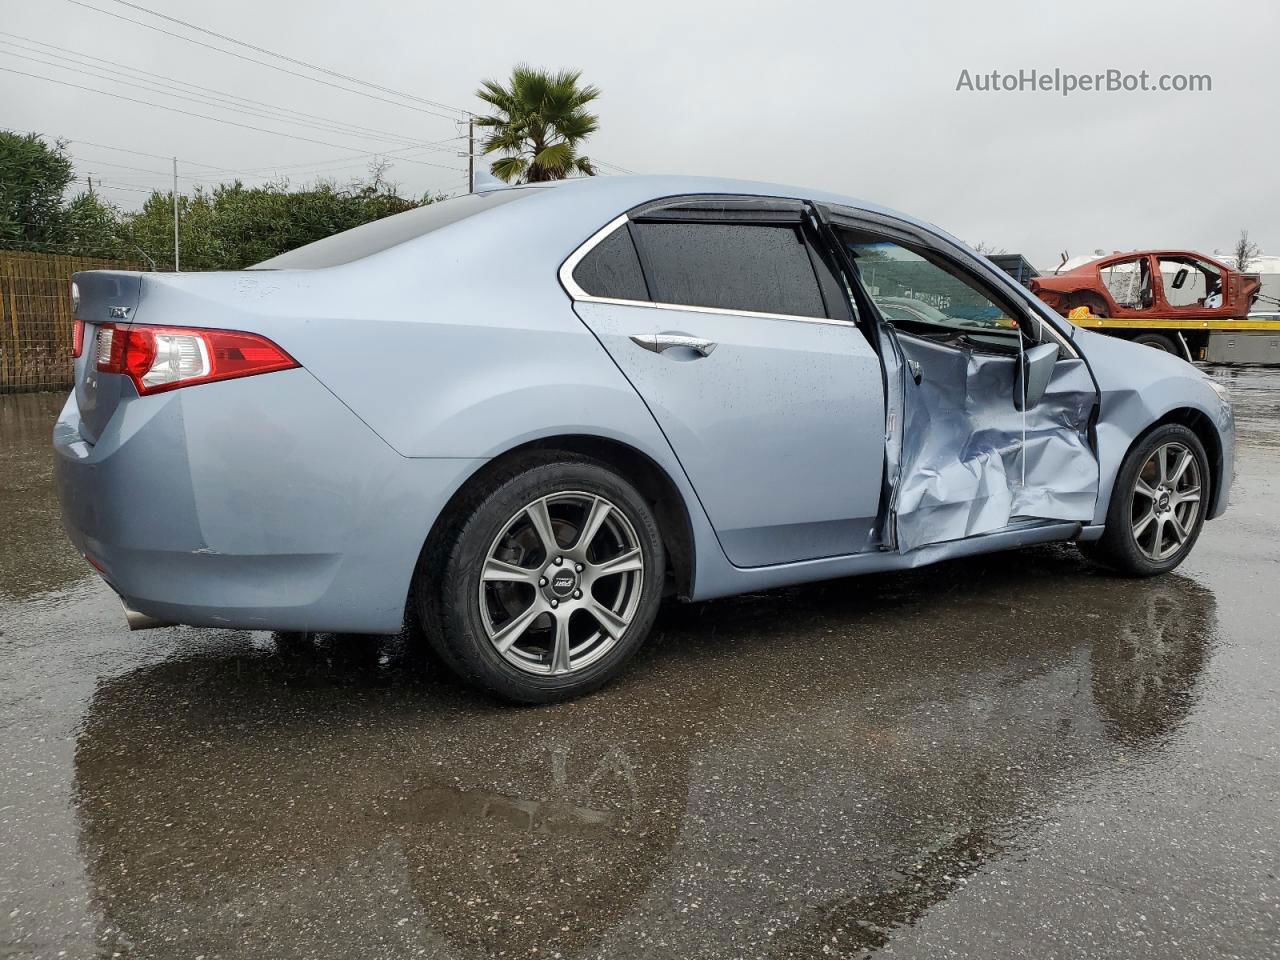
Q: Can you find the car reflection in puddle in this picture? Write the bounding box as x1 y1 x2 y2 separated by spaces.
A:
73 546 1216 959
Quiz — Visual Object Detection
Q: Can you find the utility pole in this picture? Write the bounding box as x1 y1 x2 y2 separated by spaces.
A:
172 156 180 272
467 116 475 193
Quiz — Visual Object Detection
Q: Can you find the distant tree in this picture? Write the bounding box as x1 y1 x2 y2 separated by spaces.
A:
121 176 439 270
59 190 138 262
475 65 600 183
1232 228 1262 273
0 129 440 268
970 241 1006 255
0 131 74 247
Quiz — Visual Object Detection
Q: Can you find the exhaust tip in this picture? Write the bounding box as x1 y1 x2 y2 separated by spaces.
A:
122 601 176 631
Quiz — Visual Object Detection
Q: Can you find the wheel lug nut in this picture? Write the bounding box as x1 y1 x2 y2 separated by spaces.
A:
553 556 563 566
575 563 583 572
538 577 547 587
550 599 559 608
573 589 582 599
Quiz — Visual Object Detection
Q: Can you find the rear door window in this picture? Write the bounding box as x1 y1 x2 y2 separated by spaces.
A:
631 221 827 318
1157 255 1222 308
571 225 650 301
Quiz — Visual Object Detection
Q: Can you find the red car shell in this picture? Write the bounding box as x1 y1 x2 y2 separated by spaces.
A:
1031 250 1260 321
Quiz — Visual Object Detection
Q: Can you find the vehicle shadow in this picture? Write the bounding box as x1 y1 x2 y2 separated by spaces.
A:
73 544 1217 959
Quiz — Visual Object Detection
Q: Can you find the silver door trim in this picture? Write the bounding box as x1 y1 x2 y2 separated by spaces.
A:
558 214 851 329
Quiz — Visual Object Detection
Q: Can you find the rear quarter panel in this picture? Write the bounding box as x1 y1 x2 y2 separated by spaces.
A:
54 367 484 632
129 184 734 602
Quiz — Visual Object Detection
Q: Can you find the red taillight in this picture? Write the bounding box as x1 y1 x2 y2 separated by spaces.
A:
95 323 298 395
72 318 85 358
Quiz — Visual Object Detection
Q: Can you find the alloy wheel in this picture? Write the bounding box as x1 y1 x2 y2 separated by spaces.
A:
1130 441 1202 562
478 491 644 676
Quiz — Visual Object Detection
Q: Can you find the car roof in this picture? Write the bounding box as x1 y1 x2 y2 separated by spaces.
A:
492 173 942 236
1086 250 1232 270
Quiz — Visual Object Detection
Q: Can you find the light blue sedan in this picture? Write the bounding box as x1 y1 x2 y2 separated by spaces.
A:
54 176 1233 702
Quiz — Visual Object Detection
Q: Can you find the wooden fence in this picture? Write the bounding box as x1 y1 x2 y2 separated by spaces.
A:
0 252 146 394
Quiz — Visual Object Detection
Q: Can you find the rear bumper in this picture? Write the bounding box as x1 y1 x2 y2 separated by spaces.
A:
53 369 483 633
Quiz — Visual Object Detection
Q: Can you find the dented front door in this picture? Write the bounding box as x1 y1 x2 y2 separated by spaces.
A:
826 217 1100 552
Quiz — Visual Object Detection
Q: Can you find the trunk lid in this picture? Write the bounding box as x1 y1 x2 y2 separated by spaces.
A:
72 270 144 444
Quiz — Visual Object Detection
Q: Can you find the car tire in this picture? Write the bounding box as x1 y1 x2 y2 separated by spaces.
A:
1132 333 1179 355
1079 423 1210 577
418 456 665 703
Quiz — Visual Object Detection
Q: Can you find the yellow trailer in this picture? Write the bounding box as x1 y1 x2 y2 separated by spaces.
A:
1065 307 1280 362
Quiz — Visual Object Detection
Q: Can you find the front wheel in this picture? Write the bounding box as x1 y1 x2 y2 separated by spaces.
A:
1079 424 1209 576
420 457 665 703
1132 332 1180 355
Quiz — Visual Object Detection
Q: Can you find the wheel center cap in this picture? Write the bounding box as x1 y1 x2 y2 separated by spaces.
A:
547 568 578 598
1158 492 1171 513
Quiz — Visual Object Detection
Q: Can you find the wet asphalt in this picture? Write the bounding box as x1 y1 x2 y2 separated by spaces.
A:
2 369 1279 960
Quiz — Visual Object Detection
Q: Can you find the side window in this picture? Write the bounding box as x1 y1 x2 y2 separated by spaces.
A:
1158 256 1221 308
1100 256 1153 310
571 225 649 301
839 229 1022 348
631 221 827 319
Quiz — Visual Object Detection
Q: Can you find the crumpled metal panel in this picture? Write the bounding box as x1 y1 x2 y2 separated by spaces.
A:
892 334 1099 552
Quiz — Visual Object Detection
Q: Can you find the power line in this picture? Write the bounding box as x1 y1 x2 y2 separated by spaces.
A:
592 157 638 175
60 137 231 172
0 34 463 154
97 0 472 117
79 0 641 184
0 47 443 153
71 177 156 194
72 157 215 181
60 133 467 183
1 66 467 173
41 0 636 181
209 137 469 178
64 0 465 123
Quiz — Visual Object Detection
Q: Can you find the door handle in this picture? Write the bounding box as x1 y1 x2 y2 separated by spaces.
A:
629 334 718 357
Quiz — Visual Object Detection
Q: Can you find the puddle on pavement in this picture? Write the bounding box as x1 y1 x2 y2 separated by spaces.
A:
64 556 1216 958
0 380 1268 959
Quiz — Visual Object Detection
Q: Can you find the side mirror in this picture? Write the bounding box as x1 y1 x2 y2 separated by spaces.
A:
1015 342 1060 410
1172 267 1189 290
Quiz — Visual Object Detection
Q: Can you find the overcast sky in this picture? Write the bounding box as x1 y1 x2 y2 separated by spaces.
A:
2 0 1276 267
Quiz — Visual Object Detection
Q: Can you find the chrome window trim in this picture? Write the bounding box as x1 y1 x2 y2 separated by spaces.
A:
559 213 631 301
558 214 851 328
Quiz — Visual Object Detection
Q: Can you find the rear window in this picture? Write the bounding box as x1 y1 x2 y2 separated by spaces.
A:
631 221 826 318
250 188 541 270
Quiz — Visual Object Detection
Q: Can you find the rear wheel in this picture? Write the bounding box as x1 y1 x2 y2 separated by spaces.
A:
1079 424 1208 576
419 457 665 703
1060 292 1109 317
1132 332 1180 355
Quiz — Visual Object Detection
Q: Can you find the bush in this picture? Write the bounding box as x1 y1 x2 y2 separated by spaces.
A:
0 130 442 269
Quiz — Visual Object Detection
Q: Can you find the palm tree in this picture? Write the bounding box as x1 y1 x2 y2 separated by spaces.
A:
474 66 600 183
